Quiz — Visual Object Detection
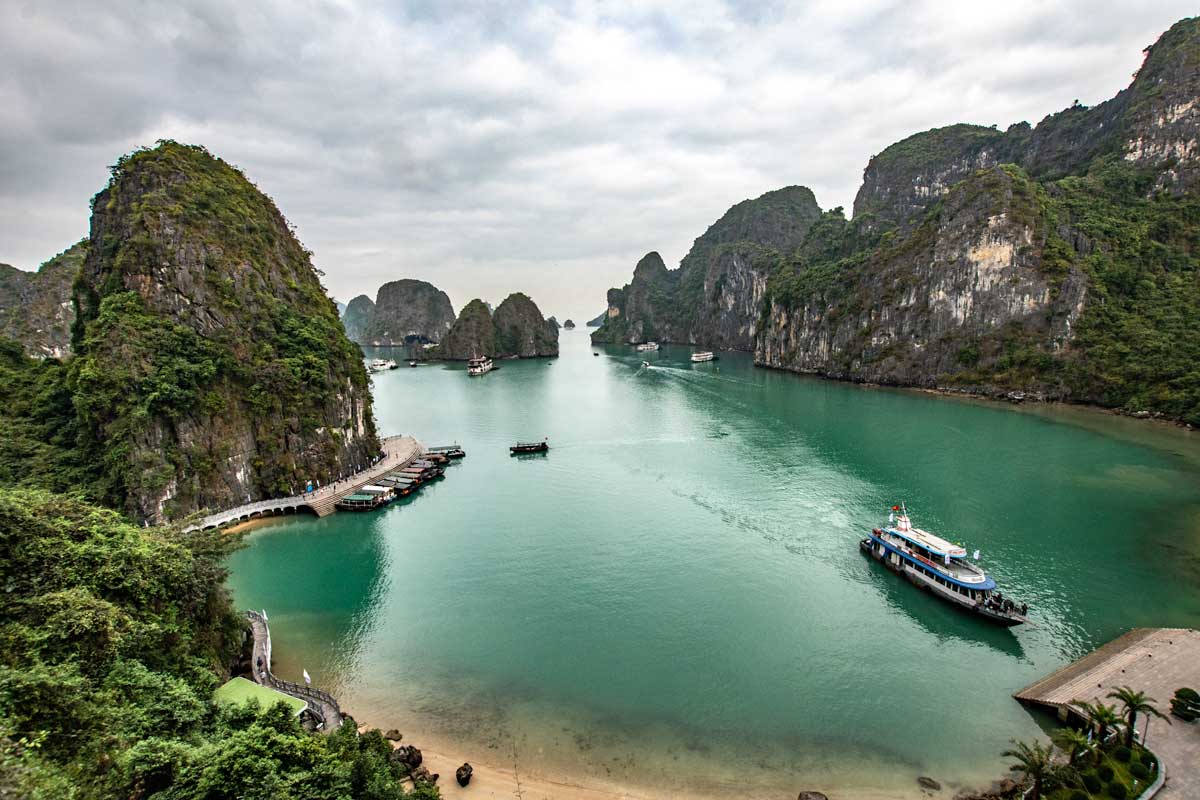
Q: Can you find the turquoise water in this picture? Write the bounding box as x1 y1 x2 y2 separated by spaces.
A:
227 333 1200 797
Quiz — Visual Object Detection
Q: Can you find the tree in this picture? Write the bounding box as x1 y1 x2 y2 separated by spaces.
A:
1108 686 1170 748
1003 739 1055 800
1051 727 1095 766
1075 700 1122 745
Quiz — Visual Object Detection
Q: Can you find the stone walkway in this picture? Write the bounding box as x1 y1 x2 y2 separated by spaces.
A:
184 435 422 531
246 610 343 730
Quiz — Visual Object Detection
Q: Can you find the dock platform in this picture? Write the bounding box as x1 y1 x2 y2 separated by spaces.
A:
1015 627 1200 799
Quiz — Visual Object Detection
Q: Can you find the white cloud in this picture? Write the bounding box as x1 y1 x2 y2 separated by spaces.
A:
0 0 1193 321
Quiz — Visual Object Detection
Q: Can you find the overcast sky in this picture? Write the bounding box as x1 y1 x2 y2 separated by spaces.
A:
1 1 1193 321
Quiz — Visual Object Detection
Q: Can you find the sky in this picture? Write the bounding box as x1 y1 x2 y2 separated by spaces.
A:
1 1 1194 322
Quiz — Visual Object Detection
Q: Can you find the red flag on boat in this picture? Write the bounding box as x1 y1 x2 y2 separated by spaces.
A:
891 505 900 510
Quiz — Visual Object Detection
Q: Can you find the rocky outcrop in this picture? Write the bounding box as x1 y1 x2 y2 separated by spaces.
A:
493 293 559 357
563 319 575 329
591 186 823 349
455 763 473 787
437 299 495 360
438 293 558 359
585 311 606 327
362 279 455 345
341 294 375 342
71 141 378 523
758 166 1088 395
0 240 86 358
547 316 561 328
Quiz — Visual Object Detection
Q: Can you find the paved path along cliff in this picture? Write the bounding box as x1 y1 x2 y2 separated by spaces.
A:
246 610 343 730
183 435 422 532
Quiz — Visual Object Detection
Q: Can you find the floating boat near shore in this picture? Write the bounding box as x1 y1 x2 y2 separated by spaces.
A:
635 341 659 351
860 505 1029 626
510 439 549 454
690 351 715 362
336 492 386 511
428 445 466 459
368 358 398 372
467 355 494 376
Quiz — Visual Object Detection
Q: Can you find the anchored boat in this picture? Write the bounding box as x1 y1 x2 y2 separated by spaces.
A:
860 505 1029 626
635 341 659 352
510 438 549 454
690 351 715 362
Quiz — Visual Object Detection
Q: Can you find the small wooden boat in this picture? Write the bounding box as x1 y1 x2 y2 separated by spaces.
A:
641 361 651 368
428 445 466 459
510 439 549 454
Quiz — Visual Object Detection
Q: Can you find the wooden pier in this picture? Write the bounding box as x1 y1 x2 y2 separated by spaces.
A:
1015 627 1200 799
183 435 423 532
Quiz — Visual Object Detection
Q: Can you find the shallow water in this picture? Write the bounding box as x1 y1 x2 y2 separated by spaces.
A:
227 333 1200 796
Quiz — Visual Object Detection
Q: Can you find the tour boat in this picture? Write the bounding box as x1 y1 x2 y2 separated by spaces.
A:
635 342 659 351
690 351 715 362
467 356 494 376
428 445 466 459
859 505 1029 626
336 492 386 511
641 361 651 368
510 439 549 454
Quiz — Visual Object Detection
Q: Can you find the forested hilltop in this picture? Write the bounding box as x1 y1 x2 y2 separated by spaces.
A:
595 17 1200 425
0 141 379 524
0 143 435 799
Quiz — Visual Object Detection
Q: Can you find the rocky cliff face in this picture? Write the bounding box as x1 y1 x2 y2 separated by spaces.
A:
362 279 455 345
439 293 558 359
341 294 375 341
71 141 378 523
0 241 86 358
563 319 575 329
591 187 822 349
757 17 1200 422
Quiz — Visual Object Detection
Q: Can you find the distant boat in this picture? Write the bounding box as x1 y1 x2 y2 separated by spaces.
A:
860 504 1029 626
510 438 549 454
593 352 599 357
635 342 659 352
467 356 494 376
690 351 715 362
641 361 651 368
368 358 397 372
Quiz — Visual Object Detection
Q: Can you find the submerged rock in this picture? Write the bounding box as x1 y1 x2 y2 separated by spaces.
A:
918 776 942 791
797 792 829 800
456 762 473 786
384 729 402 741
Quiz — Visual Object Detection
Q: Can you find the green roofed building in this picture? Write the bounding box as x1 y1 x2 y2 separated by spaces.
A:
214 677 306 716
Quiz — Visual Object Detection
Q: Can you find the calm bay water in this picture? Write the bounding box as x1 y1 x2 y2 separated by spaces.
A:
227 332 1200 797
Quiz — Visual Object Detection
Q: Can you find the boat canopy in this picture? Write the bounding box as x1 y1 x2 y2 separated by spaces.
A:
359 485 390 494
342 493 376 502
884 525 967 558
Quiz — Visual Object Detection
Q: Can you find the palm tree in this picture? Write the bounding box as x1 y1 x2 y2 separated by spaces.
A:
1003 739 1055 800
1051 727 1095 766
1108 686 1171 748
1074 700 1122 745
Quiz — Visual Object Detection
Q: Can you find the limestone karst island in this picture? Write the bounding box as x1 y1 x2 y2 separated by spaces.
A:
2 5 1199 800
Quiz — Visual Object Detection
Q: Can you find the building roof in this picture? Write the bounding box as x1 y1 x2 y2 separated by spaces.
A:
213 677 306 715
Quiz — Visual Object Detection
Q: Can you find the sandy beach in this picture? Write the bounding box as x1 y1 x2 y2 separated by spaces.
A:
360 726 934 800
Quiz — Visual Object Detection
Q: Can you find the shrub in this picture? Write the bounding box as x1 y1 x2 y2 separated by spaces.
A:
1068 791 1088 800
1141 751 1157 768
1098 764 1115 782
1130 763 1150 781
1113 745 1132 762
1106 782 1128 799
1082 772 1103 793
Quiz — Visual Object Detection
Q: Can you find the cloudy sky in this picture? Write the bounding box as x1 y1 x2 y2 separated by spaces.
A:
1 1 1193 320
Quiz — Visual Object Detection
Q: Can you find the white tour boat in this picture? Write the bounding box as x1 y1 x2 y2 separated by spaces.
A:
635 341 659 352
368 358 397 372
860 505 1029 626
690 351 715 362
467 355 494 376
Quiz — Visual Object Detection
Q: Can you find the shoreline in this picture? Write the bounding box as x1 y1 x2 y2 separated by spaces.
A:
356 723 936 800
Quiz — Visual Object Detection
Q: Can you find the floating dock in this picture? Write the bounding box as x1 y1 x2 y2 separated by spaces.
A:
1015 627 1200 799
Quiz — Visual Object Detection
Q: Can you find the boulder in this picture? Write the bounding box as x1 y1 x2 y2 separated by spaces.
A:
456 762 474 787
797 793 829 800
918 776 942 791
384 729 403 741
391 744 423 770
